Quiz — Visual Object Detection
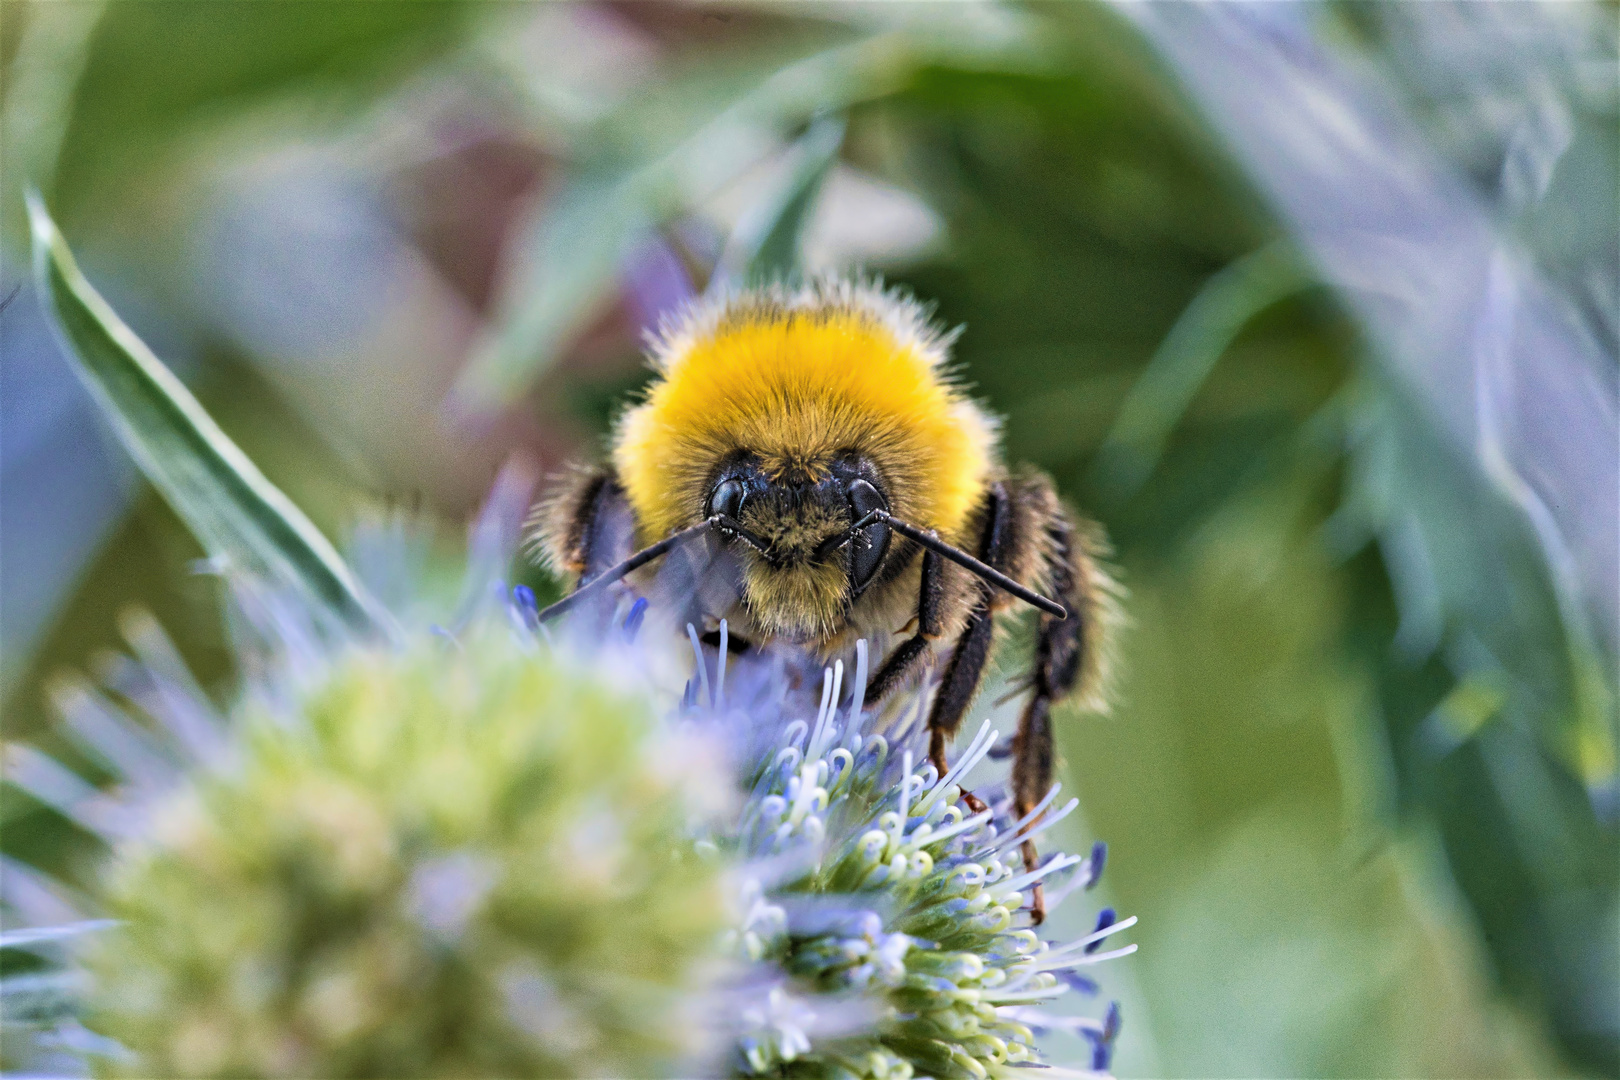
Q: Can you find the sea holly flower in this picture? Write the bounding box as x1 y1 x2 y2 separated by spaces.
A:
5 603 735 1079
674 624 1134 1079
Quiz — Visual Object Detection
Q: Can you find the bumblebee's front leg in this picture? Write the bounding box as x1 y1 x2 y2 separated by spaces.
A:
919 484 1015 813
866 547 945 705
866 484 1013 813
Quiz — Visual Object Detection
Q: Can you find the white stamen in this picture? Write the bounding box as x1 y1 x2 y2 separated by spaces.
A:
952 864 987 889
984 987 1090 1006
998 1007 1106 1035
891 750 914 851
845 639 870 749
992 852 1082 896
1 745 131 841
1042 846 1103 911
0 856 85 926
901 808 991 852
809 668 834 760
126 668 226 766
825 659 844 751
118 610 218 724
826 747 854 789
715 619 728 710
1069 942 1139 966
0 920 118 949
979 786 1066 857
50 676 175 791
686 624 711 708
989 798 1083 861
1030 916 1141 968
781 720 808 751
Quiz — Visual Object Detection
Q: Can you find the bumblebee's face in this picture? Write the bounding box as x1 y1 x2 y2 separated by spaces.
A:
706 451 892 640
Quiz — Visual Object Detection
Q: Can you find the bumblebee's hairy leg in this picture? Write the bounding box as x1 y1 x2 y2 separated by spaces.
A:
1011 487 1116 925
1012 522 1070 927
921 483 1014 815
866 548 944 703
863 545 995 814
928 610 995 815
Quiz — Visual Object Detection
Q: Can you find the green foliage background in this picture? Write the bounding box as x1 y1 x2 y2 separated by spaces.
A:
3 3 1614 1076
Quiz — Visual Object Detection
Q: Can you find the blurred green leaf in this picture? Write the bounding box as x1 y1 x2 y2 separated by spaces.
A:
1067 459 1568 1078
458 174 648 408
0 1 105 208
459 10 1044 406
734 114 847 286
1095 240 1316 498
40 1 469 219
1334 374 1620 1064
1427 672 1509 749
26 193 386 635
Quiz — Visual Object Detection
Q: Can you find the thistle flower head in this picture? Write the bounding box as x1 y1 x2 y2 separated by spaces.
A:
9 618 732 1078
680 627 1132 1079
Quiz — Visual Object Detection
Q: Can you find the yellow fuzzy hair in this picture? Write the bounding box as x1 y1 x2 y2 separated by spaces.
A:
612 279 999 549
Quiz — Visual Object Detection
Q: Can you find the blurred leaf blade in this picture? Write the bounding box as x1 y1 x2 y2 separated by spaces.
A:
457 174 649 410
25 192 385 634
458 12 1045 406
1 0 106 208
43 1 472 223
1094 240 1315 499
736 114 846 286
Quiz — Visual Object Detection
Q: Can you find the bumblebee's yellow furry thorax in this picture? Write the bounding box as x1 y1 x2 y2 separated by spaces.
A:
612 281 998 548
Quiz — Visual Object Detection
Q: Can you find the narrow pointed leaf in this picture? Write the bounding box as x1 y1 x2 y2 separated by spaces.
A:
459 11 1039 406
26 192 385 633
0 970 86 1023
732 114 847 287
1094 240 1314 498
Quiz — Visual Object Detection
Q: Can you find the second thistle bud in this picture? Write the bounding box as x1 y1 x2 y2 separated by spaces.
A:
81 625 730 1079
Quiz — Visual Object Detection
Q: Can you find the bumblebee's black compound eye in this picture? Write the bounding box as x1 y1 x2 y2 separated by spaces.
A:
710 477 746 521
847 478 889 591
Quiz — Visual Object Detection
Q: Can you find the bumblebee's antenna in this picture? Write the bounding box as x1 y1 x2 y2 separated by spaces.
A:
838 509 1068 620
536 517 719 623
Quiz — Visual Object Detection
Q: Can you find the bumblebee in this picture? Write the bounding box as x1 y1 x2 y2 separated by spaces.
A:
530 279 1117 922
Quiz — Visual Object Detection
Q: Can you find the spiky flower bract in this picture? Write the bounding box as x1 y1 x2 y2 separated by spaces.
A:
71 621 731 1078
685 630 1132 1079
